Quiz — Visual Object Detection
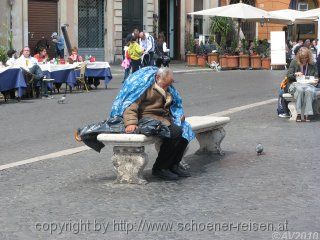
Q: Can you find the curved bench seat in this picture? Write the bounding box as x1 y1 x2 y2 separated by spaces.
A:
97 116 230 184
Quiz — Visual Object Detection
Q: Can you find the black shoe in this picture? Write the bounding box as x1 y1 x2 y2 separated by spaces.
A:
152 168 179 180
170 164 191 177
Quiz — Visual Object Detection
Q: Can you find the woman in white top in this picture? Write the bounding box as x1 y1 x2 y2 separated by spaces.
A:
155 32 170 68
5 49 18 66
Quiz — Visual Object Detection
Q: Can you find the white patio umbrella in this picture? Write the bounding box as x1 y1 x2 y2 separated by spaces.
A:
269 9 311 24
188 2 293 42
298 8 320 42
189 2 292 23
299 8 320 19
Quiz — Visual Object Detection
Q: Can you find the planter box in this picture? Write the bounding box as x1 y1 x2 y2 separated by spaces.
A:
207 53 219 64
197 55 207 67
261 58 271 70
219 55 228 69
226 55 239 69
250 55 261 69
239 55 250 69
186 53 197 66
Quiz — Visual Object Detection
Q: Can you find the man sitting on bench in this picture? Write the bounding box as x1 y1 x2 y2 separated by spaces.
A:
123 67 191 180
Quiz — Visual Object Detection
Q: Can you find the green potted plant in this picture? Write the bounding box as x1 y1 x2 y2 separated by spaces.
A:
196 42 207 67
0 46 8 66
261 39 271 70
226 38 239 69
210 16 232 69
250 38 261 69
207 35 219 64
185 33 197 66
239 38 250 69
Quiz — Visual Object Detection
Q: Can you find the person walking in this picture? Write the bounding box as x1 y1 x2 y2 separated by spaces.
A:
51 32 65 59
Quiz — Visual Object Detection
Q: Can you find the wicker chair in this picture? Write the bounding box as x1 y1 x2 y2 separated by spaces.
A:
76 63 89 92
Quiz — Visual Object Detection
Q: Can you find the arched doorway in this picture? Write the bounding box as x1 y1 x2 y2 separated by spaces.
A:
230 0 256 41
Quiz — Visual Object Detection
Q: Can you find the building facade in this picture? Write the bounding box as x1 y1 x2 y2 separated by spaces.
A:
0 0 319 63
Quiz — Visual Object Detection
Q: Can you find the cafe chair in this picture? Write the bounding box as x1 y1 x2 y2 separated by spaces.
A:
21 68 37 98
76 63 89 92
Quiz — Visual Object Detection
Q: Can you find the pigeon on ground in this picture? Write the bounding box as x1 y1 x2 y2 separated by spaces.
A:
57 95 66 104
256 143 264 155
209 61 221 72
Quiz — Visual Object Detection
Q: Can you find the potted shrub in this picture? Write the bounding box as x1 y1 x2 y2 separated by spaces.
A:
250 38 261 69
261 39 271 70
0 46 8 66
226 38 239 69
196 42 207 67
239 38 250 69
185 33 197 66
210 16 232 70
207 35 219 64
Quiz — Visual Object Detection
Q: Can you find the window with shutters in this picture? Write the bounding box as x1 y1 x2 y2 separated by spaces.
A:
291 0 318 39
78 0 104 48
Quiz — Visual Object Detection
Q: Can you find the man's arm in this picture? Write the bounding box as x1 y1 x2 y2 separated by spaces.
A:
123 93 145 133
145 36 154 53
287 60 298 82
123 102 139 133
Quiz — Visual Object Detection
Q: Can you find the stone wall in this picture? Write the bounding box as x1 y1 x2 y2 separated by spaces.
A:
0 1 11 47
114 0 123 63
144 0 154 34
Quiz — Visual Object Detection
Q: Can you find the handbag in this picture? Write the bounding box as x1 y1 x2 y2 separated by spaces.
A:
161 55 170 64
280 77 289 90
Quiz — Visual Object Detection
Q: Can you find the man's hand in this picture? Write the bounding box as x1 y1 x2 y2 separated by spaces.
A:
125 125 138 133
180 115 185 122
295 72 304 77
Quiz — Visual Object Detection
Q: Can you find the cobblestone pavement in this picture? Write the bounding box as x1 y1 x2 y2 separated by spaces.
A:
0 69 319 240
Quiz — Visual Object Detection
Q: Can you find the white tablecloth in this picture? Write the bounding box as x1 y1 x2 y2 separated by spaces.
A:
39 63 80 72
85 61 110 69
0 66 12 74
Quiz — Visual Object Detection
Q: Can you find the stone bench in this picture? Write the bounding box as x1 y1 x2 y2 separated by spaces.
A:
283 91 320 121
97 116 230 184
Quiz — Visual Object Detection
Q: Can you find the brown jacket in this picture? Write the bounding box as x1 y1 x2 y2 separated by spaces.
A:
123 83 173 126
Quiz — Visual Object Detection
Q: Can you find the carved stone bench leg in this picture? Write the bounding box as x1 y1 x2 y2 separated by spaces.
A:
287 102 297 121
112 146 148 185
195 127 226 156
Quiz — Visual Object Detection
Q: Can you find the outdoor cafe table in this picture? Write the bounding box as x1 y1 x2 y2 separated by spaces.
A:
0 67 27 97
40 63 78 88
84 61 113 88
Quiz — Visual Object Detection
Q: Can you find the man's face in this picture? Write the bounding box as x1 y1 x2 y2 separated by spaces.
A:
139 32 145 40
163 73 174 87
23 48 30 58
133 30 139 38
